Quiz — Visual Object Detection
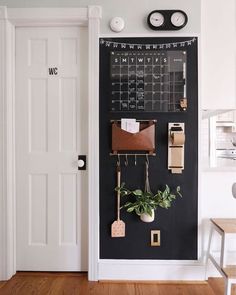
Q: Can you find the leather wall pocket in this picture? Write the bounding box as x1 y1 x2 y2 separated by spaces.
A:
111 121 156 154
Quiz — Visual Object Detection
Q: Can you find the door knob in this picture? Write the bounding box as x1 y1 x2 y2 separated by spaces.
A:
78 155 86 170
78 159 85 168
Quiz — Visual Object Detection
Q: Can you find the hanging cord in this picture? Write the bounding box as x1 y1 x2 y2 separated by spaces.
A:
144 156 151 193
117 161 121 221
117 154 121 167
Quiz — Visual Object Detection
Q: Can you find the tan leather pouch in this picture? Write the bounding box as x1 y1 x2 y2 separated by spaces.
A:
111 121 155 154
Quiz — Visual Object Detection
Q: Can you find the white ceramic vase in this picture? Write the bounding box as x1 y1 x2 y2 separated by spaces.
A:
140 209 155 223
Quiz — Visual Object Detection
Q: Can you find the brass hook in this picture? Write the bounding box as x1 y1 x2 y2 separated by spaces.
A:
125 154 128 166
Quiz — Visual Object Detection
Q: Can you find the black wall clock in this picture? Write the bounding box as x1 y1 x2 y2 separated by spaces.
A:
147 10 188 31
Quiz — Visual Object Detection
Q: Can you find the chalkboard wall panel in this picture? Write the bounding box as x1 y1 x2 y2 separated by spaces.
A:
99 37 198 260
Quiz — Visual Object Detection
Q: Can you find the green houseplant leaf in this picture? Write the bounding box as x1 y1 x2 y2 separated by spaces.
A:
115 183 182 218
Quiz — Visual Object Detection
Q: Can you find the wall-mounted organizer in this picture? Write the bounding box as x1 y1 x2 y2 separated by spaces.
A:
168 122 185 174
99 37 198 260
111 120 156 155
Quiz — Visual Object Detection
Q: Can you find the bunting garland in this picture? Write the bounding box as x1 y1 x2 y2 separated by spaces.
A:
100 38 196 50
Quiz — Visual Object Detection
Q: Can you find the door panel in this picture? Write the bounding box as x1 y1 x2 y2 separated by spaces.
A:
29 174 48 246
15 26 88 271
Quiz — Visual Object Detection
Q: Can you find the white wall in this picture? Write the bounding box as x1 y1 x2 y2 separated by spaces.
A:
0 0 200 34
0 0 235 281
201 172 236 249
201 0 236 109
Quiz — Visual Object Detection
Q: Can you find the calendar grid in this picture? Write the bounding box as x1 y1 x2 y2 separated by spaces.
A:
111 50 186 112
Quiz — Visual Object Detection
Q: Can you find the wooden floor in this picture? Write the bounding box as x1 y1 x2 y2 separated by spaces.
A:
0 273 235 295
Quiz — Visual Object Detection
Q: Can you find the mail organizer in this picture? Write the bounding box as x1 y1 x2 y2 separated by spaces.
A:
111 120 156 155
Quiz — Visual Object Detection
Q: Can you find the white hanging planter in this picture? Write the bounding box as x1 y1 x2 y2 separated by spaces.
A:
140 209 155 223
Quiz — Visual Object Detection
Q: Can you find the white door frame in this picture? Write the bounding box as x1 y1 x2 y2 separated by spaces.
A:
0 6 101 281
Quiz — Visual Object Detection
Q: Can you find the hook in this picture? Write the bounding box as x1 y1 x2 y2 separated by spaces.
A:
125 154 128 167
146 154 149 166
117 154 121 167
134 154 137 166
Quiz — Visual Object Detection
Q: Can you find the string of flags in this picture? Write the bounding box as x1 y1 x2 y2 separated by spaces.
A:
100 38 196 50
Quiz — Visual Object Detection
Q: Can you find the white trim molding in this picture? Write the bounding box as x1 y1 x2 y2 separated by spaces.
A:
0 6 15 281
0 6 101 282
7 7 88 26
88 5 101 281
0 6 7 19
99 260 207 281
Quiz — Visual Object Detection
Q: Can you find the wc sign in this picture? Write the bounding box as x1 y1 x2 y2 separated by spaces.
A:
48 67 58 75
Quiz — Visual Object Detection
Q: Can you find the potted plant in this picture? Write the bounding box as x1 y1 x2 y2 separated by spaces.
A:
115 183 182 223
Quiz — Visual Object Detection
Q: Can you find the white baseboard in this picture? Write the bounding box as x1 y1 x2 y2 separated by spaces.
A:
98 260 220 281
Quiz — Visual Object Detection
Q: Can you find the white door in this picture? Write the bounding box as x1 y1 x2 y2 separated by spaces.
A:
15 26 88 271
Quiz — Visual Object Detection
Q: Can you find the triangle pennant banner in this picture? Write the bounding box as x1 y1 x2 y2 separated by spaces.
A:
100 38 196 50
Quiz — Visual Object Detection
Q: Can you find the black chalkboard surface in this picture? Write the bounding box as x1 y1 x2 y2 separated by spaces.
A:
99 37 198 260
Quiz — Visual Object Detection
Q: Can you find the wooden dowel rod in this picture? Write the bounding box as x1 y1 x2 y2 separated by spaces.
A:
110 119 157 123
110 153 156 156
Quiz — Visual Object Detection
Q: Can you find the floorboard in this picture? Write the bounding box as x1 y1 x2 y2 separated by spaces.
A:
208 277 236 295
0 273 235 295
0 282 7 290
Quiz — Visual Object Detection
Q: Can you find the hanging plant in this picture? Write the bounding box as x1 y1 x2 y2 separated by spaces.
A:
115 183 182 223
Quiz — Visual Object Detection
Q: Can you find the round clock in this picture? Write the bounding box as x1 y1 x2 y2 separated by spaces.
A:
147 11 165 29
170 11 188 28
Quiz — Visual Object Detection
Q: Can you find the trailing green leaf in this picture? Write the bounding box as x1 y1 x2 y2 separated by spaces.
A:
132 189 143 196
115 183 182 219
